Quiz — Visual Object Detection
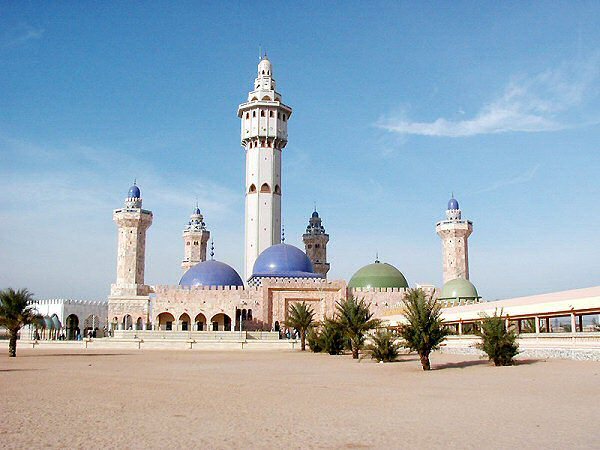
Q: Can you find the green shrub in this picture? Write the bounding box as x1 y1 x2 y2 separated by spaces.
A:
477 311 519 366
321 318 345 355
367 330 401 362
307 327 323 353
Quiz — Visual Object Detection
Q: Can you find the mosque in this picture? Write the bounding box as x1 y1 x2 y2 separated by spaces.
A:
107 55 480 333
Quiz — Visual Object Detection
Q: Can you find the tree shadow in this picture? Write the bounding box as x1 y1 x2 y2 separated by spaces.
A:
434 358 541 370
433 359 490 370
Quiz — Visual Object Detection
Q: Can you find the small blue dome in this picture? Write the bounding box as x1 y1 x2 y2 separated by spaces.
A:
311 211 319 218
128 184 141 199
194 207 201 215
252 243 320 278
179 260 243 287
448 197 459 210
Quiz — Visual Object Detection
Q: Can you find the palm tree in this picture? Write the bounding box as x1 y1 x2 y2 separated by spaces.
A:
336 296 380 359
285 302 315 351
399 288 448 370
476 310 519 366
0 288 41 357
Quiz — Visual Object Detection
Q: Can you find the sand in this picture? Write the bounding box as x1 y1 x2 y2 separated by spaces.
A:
1 349 598 449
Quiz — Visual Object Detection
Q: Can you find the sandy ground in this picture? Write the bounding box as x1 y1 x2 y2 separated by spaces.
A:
1 349 598 449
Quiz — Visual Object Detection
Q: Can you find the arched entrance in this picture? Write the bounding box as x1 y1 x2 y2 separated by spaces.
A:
123 315 133 330
211 313 231 331
65 314 79 340
179 313 191 331
157 312 175 331
195 313 207 331
136 317 144 330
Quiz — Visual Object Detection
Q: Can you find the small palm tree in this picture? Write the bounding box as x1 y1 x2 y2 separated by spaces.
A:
320 318 345 355
0 288 41 357
399 288 448 370
336 296 380 359
367 329 401 363
307 326 323 353
285 302 315 351
477 310 519 366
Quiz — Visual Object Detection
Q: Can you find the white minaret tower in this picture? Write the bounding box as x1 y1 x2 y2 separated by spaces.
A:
181 205 210 273
238 55 292 280
435 196 473 283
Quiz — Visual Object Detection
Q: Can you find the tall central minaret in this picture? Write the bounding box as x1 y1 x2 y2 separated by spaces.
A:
238 55 292 280
436 196 473 283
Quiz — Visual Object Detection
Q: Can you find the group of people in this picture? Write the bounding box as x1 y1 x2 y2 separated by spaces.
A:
272 322 299 340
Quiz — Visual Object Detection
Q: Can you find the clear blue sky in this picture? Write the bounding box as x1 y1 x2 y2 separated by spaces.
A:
1 1 599 300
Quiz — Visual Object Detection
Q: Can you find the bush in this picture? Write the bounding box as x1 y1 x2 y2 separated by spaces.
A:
367 330 401 362
307 327 323 353
476 311 519 366
320 318 345 355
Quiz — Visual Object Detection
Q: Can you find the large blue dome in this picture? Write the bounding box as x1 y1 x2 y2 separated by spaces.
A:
128 184 141 199
252 243 320 278
447 197 459 210
179 260 243 287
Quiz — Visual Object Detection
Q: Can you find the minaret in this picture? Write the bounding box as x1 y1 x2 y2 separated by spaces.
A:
303 209 330 278
238 55 292 279
435 196 473 283
181 205 210 272
109 182 153 330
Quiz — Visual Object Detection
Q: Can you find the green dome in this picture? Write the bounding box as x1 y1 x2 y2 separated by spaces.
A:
439 278 479 300
348 262 408 289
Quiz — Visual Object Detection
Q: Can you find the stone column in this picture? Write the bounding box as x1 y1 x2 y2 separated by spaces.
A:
570 313 576 334
458 322 462 335
534 316 540 334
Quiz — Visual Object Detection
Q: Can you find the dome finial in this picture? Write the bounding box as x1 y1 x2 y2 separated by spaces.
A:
281 223 285 243
375 251 380 264
210 240 215 260
133 178 137 186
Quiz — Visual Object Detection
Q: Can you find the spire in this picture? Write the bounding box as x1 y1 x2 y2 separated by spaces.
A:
375 252 380 264
210 240 215 260
281 223 285 243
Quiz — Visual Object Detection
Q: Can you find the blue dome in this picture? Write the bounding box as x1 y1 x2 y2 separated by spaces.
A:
128 184 141 199
448 197 459 210
179 260 243 287
252 243 320 278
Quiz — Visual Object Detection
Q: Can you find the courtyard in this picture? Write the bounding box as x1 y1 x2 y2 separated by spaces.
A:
1 349 598 449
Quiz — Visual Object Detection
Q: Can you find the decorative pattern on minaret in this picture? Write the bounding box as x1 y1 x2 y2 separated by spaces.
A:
303 209 330 278
238 55 293 280
436 196 473 284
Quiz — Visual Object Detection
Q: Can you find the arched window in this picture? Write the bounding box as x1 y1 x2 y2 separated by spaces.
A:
252 111 256 117
242 309 247 321
283 114 287 122
245 112 249 119
248 184 257 193
260 110 265 117
277 112 281 119
247 309 253 320
262 95 271 101
262 70 264 75
274 184 281 195
260 183 271 193
269 111 274 118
